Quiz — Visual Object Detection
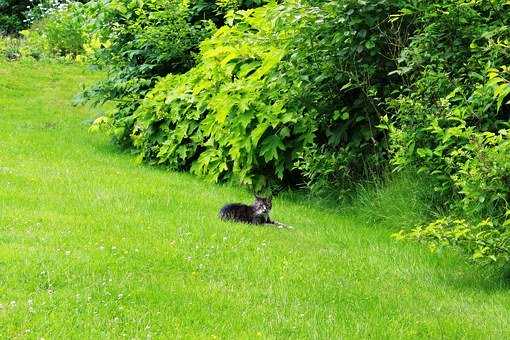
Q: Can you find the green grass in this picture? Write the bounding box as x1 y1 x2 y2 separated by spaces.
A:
1 60 510 339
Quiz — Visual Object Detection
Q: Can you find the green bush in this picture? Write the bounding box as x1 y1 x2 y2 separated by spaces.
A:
0 1 93 61
394 217 510 267
388 0 510 201
290 0 407 197
0 0 32 35
394 131 510 269
25 2 88 57
388 1 510 268
0 0 90 36
119 3 315 190
455 134 510 222
0 35 22 59
41 4 86 56
81 0 248 146
94 0 410 192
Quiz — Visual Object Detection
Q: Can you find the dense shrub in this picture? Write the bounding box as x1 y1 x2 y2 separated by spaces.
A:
0 1 92 61
395 132 510 267
82 0 211 145
94 0 410 193
82 0 272 147
388 0 510 201
122 4 316 190
26 1 88 57
0 0 89 35
0 0 32 34
289 0 409 196
388 1 510 267
0 35 22 59
455 133 510 222
395 217 510 266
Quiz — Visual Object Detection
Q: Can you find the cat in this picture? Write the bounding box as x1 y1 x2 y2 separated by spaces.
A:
219 196 291 228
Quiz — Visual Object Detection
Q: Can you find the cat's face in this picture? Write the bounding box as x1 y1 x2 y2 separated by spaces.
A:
253 196 272 215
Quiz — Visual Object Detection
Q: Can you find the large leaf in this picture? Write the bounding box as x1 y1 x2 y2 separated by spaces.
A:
260 135 285 162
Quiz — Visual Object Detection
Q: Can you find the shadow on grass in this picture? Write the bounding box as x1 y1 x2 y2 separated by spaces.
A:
438 259 510 292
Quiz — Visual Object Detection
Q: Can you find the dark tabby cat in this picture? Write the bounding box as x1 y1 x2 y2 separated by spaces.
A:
219 196 291 228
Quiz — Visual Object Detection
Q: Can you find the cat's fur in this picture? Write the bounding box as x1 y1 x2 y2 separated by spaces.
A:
219 196 292 228
219 196 272 224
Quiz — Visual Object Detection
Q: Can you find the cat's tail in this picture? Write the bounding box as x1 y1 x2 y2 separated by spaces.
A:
271 221 293 229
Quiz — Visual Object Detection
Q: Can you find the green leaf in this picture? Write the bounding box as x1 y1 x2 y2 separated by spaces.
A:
251 123 269 146
495 83 510 111
251 48 286 80
209 93 234 124
260 135 285 162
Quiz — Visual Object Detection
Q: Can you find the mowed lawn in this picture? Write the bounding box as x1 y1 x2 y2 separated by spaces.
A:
1 60 510 339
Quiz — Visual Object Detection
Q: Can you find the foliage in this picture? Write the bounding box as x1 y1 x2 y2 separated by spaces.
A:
27 2 88 57
388 0 510 268
454 133 510 222
0 0 32 34
123 4 315 190
0 1 91 60
95 0 410 193
81 0 244 146
290 0 409 197
25 0 84 24
388 0 510 201
489 65 510 111
0 0 88 35
0 35 22 59
394 217 510 267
